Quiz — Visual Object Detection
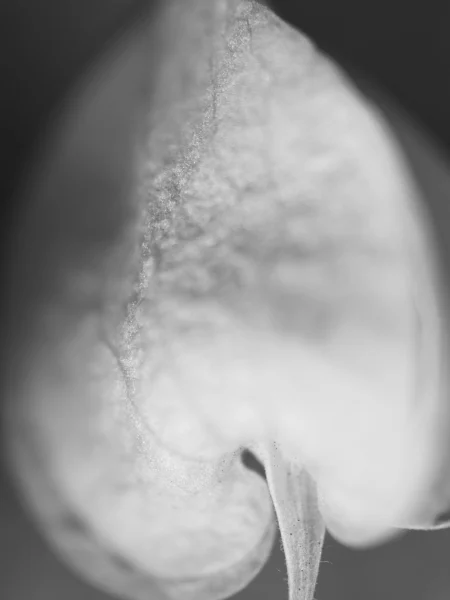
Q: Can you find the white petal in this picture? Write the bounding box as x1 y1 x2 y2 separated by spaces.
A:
4 324 276 600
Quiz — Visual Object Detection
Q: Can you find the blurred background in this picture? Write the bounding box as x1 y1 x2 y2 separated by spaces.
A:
2 1 450 599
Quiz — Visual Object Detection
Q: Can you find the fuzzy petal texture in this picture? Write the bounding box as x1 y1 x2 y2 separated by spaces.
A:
134 0 446 543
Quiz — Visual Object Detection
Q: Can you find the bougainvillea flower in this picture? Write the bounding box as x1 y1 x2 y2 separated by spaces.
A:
4 1 450 600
